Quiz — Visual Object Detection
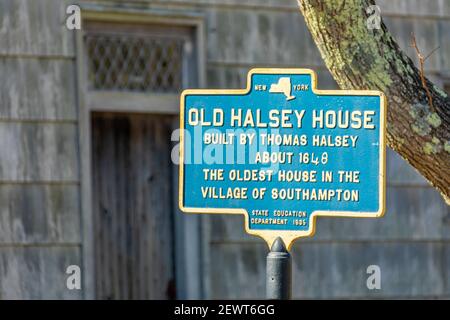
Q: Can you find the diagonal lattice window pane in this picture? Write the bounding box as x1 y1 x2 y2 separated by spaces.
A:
85 32 184 93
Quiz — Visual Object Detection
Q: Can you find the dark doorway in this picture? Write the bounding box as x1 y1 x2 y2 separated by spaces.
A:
91 112 176 299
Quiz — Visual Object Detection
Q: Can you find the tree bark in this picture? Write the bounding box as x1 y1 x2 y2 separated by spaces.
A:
297 0 450 204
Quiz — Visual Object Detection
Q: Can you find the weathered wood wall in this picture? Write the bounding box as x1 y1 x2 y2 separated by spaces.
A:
0 0 81 299
0 0 449 299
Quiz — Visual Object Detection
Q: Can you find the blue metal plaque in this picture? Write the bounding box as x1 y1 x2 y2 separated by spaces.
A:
179 69 386 249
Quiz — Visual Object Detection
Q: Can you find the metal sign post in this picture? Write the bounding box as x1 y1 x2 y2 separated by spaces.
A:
178 68 386 299
266 237 291 299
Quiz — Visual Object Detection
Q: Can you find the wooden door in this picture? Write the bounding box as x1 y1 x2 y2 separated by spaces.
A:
91 112 176 300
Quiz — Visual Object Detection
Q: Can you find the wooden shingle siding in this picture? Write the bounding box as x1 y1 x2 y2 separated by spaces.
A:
0 0 74 57
205 9 323 66
438 20 450 71
0 246 82 299
0 123 78 181
0 185 80 244
0 0 81 299
101 0 450 19
207 65 337 89
208 241 450 299
377 0 450 19
0 59 77 121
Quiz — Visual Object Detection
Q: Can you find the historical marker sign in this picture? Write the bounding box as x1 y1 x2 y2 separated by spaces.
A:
179 69 386 249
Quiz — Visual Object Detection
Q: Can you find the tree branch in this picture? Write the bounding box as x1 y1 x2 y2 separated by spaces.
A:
410 32 438 112
297 0 450 203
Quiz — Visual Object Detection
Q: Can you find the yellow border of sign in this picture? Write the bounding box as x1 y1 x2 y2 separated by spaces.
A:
179 68 387 251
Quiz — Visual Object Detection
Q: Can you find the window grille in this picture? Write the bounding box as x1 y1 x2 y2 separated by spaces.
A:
85 32 184 93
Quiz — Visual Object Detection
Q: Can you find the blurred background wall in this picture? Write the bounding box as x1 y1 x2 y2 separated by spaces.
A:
0 0 449 299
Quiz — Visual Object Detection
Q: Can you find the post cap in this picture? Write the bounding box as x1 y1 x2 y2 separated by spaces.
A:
270 237 288 253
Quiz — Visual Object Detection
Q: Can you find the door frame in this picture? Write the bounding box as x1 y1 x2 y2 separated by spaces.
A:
75 6 206 299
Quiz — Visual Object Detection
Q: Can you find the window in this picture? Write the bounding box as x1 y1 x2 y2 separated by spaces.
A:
84 23 192 93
